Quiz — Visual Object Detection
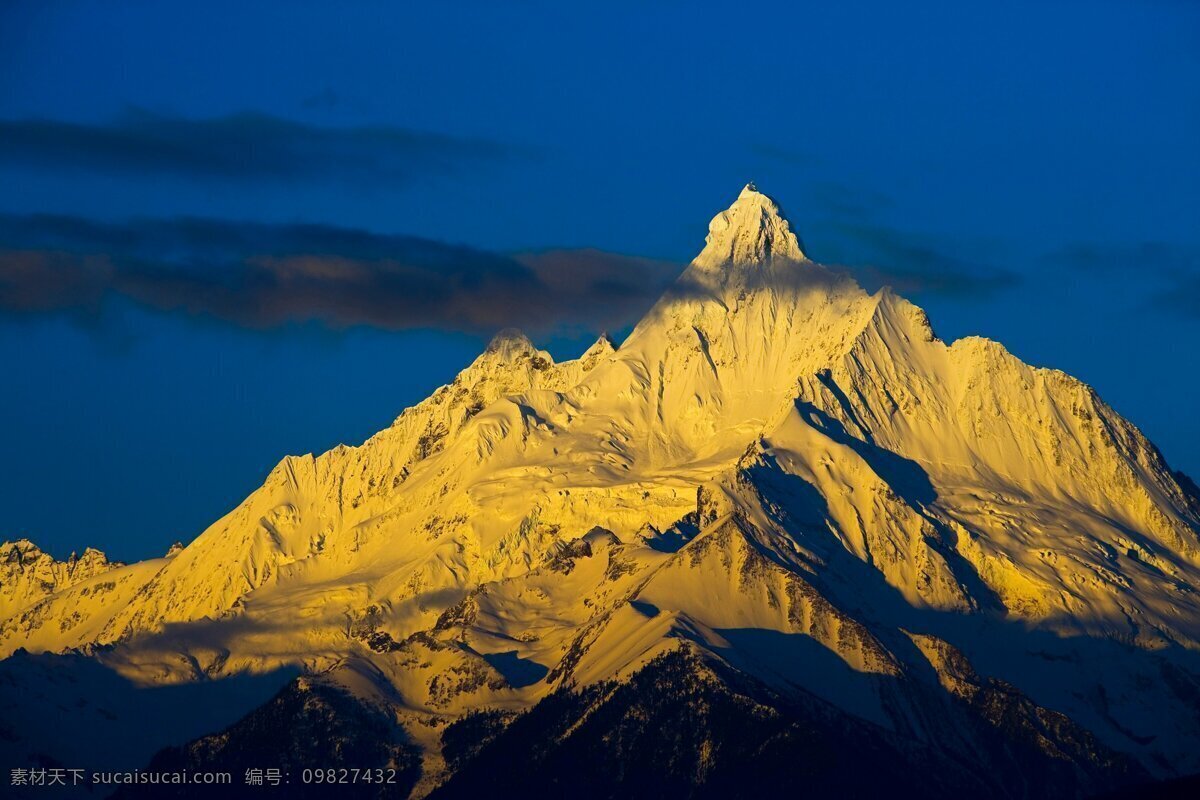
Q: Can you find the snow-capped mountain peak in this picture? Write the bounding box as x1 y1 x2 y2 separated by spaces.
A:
4 184 1200 797
483 327 537 359
700 182 806 266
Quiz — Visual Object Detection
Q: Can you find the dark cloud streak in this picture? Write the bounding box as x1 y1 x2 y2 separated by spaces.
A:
825 220 1020 298
0 108 522 185
1045 241 1200 318
768 178 1022 299
1044 242 1200 275
0 215 680 335
1152 273 1200 318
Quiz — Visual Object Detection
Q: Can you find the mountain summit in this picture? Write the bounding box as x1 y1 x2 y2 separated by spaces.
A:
3 185 1200 798
700 182 806 265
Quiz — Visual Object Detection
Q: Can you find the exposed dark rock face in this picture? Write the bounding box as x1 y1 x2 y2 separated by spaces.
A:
431 650 1143 800
109 625 1154 799
905 632 1148 797
114 678 420 799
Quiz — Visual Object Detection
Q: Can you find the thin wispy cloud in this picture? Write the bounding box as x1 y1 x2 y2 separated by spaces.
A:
0 215 680 335
749 143 823 168
1045 241 1200 275
804 180 895 221
1152 272 1200 319
771 179 1022 299
301 88 343 111
1045 241 1200 318
828 220 1020 298
0 108 523 185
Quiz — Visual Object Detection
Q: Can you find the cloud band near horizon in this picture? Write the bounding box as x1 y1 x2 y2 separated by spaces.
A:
0 209 1072 339
0 214 683 335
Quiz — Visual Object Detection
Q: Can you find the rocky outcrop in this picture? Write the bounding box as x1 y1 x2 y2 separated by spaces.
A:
1 539 119 620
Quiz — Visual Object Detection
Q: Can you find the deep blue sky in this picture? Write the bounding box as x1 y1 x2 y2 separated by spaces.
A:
1 1 1197 561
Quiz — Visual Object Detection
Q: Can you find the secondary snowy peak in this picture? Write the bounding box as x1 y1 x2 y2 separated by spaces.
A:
699 183 806 266
482 328 537 360
1 539 120 620
577 332 616 368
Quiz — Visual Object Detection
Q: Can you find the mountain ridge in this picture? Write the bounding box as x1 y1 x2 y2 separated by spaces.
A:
3 184 1200 796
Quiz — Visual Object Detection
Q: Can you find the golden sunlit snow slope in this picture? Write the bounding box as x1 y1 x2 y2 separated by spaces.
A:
4 184 1200 784
1 540 122 621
